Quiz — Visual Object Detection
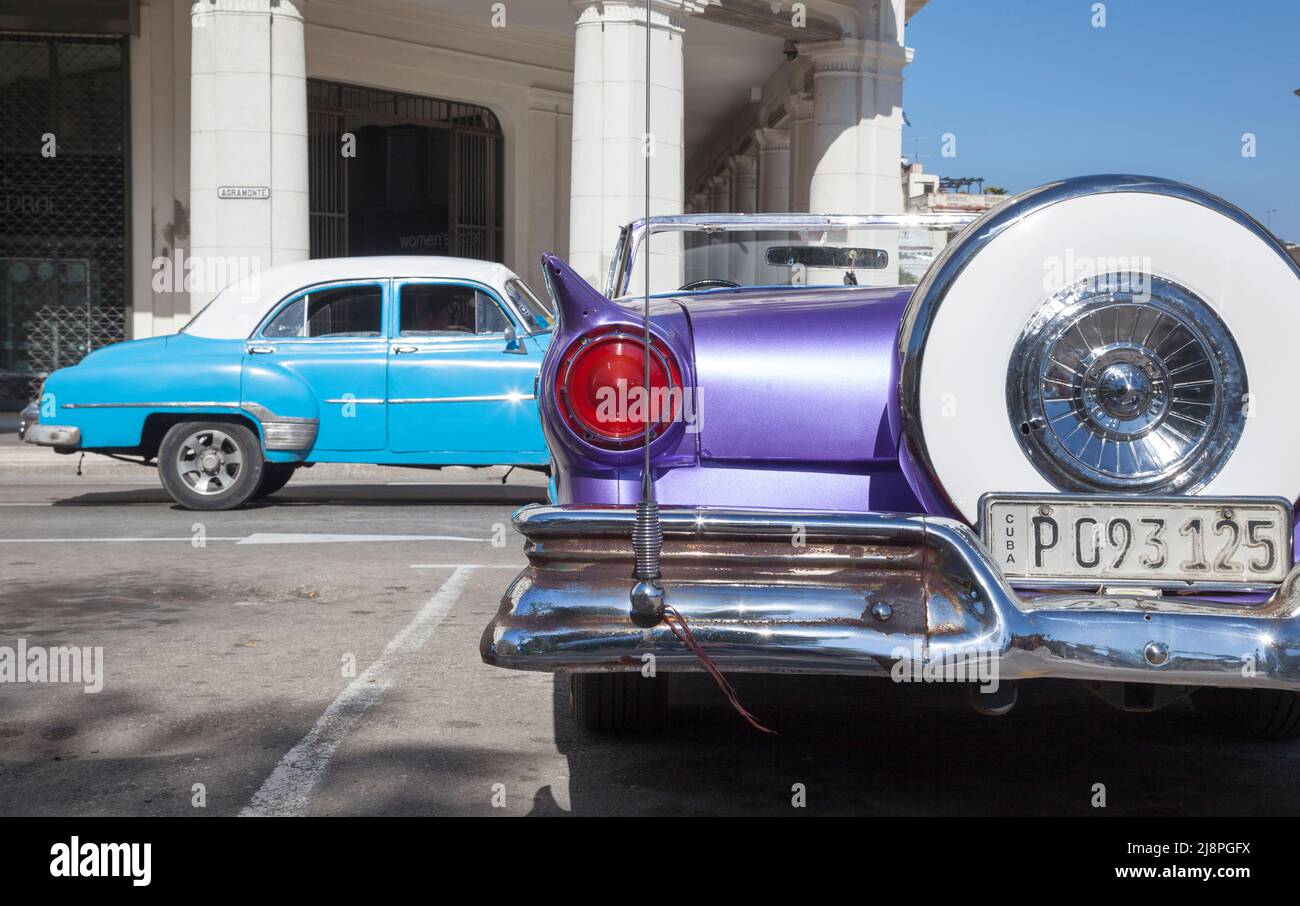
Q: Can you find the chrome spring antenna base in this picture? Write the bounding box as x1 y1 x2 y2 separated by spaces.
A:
630 497 666 621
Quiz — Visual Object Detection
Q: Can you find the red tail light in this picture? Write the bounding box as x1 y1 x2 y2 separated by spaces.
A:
555 327 683 449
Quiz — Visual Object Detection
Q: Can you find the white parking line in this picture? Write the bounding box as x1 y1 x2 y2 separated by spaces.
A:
238 533 482 545
239 565 475 818
410 563 518 569
0 536 246 544
0 533 485 545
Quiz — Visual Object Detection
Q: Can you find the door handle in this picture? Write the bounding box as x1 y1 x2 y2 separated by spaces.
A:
247 345 276 355
392 345 420 354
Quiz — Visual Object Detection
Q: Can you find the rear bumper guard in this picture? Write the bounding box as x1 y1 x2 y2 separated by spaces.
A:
480 505 1300 691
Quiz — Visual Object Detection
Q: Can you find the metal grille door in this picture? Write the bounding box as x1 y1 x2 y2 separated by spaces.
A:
307 79 503 263
452 130 501 262
0 34 128 406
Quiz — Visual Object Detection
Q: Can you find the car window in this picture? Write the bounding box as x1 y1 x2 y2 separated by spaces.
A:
504 278 555 332
399 284 511 336
263 284 383 338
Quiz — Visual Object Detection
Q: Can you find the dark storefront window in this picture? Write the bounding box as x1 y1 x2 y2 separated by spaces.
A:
0 34 128 407
307 79 503 263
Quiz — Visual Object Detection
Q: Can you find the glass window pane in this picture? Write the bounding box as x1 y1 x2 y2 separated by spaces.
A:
304 285 382 337
263 297 306 338
475 291 509 334
398 284 476 335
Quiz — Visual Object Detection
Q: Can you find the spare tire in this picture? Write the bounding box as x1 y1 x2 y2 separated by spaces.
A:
897 175 1300 524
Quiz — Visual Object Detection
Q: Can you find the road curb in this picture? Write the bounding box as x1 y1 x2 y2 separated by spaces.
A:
0 450 545 484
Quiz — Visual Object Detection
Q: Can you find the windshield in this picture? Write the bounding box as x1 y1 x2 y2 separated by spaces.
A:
505 277 555 332
612 214 977 298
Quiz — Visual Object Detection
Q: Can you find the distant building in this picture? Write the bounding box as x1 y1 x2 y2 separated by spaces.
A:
898 160 1005 282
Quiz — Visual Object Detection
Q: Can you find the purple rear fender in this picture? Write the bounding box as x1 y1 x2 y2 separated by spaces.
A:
539 254 922 512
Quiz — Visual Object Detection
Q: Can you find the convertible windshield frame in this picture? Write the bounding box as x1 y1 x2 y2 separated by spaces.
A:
605 212 981 299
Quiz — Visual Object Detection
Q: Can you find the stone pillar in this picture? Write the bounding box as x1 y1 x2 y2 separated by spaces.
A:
786 91 814 213
705 172 730 279
682 189 708 282
527 87 573 291
569 0 696 295
754 127 791 213
727 153 757 284
189 0 309 311
753 127 790 284
804 27 910 285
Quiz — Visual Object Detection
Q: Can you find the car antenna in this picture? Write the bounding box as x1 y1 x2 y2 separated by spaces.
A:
626 0 774 735
629 0 664 623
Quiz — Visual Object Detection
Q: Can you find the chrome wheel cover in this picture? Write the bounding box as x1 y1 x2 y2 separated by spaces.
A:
1008 274 1247 493
176 428 245 495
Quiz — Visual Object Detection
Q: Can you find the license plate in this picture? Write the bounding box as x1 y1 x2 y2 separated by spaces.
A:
980 494 1293 587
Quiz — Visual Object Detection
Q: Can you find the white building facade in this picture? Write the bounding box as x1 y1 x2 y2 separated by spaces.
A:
0 0 927 406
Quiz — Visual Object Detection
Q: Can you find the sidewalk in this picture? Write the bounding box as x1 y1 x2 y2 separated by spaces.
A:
0 433 544 488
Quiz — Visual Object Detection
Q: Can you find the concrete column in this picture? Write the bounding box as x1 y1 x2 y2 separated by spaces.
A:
705 172 730 279
527 87 573 291
786 91 814 213
190 0 309 311
753 127 790 284
754 127 791 213
569 0 697 295
804 24 910 285
727 153 757 284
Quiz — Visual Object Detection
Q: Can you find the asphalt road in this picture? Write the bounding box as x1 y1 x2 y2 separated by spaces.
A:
1 472 1299 816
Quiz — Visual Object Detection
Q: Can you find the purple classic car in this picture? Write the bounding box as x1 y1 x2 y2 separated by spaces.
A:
481 175 1300 739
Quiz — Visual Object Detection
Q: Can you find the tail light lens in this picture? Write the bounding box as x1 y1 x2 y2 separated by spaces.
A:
554 327 683 449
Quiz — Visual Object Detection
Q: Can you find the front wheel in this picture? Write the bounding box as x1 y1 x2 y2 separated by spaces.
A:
571 672 669 731
158 421 265 511
1191 687 1300 740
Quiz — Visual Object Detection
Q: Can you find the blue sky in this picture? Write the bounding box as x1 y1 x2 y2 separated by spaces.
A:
904 0 1300 241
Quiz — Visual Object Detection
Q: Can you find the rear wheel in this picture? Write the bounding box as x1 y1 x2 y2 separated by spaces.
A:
158 420 264 511
571 672 669 731
254 463 296 498
1191 687 1300 741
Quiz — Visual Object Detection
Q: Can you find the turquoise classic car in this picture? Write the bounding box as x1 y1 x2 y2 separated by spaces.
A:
23 256 555 509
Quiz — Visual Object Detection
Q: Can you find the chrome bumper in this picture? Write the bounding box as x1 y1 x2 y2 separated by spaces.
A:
481 505 1300 691
23 423 81 448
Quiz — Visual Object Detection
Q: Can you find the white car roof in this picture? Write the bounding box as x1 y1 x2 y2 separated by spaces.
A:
183 256 523 340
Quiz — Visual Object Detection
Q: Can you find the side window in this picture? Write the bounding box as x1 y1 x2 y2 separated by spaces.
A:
399 284 511 336
263 284 383 338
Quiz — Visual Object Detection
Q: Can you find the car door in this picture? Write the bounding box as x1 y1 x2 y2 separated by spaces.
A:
386 279 541 455
241 280 389 452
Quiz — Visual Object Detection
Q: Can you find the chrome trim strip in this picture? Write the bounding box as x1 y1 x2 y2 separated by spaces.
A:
324 398 384 405
62 401 244 409
897 174 1300 515
482 504 1300 689
388 393 536 404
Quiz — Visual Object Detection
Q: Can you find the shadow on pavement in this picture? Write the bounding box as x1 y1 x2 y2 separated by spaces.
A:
546 672 1293 817
50 483 548 508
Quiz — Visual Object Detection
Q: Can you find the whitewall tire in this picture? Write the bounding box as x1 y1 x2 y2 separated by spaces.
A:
899 176 1300 524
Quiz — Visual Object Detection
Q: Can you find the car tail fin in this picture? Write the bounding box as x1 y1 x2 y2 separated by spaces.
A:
540 253 626 331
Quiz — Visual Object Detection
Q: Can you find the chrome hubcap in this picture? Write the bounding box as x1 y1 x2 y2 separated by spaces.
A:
176 428 244 495
1008 275 1247 493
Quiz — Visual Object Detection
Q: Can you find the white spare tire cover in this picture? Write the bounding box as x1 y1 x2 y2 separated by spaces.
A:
898 175 1300 524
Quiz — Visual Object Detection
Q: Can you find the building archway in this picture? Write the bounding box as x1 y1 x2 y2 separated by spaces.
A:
307 79 504 262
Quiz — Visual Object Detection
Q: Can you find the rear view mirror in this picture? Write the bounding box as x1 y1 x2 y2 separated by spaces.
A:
765 246 889 269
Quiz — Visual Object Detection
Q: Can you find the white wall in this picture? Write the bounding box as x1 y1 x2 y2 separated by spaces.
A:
128 0 192 338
